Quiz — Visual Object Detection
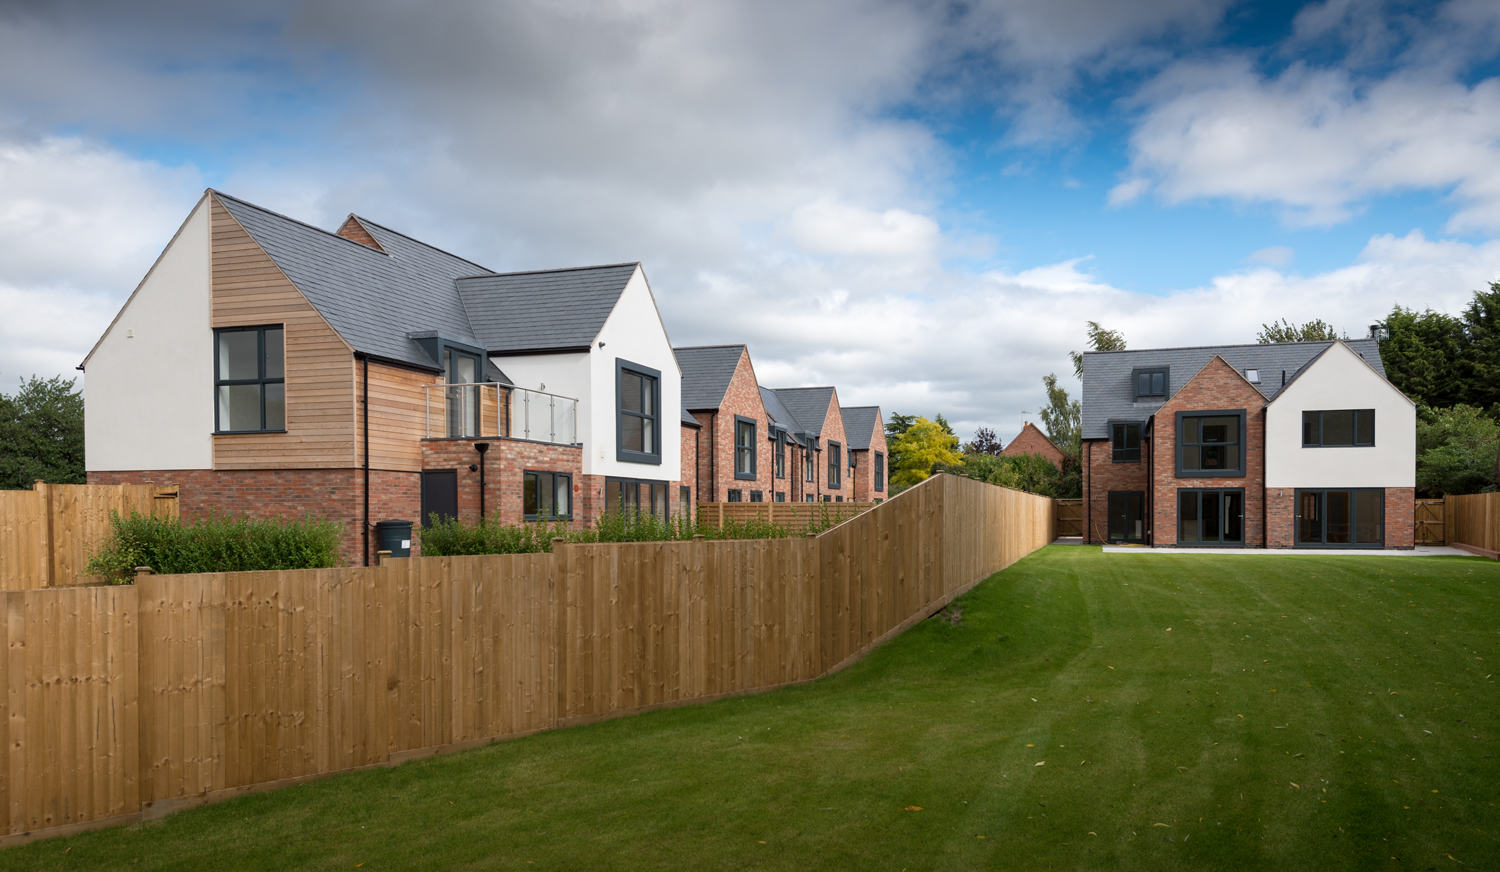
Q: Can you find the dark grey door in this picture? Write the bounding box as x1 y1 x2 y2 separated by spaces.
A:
421 469 458 528
1107 492 1145 544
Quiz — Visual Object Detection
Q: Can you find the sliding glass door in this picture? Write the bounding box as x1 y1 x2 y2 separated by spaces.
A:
1178 489 1244 546
1295 489 1383 547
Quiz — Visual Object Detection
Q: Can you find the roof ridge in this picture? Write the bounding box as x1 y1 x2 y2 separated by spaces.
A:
1082 338 1366 357
352 215 495 273
841 404 880 410
774 385 837 392
210 189 383 255
675 344 746 351
456 261 641 280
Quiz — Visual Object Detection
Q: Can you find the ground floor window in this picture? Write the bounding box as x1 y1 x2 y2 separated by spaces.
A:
1296 488 1383 546
606 477 670 522
775 491 786 502
1178 488 1244 545
727 489 743 503
1107 492 1145 543
523 471 572 521
679 486 691 521
750 490 764 502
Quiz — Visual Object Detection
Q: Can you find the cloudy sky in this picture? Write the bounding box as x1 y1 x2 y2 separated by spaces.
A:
4 0 1500 443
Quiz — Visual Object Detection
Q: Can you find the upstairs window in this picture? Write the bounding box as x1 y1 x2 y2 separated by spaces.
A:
1111 422 1141 463
827 441 842 488
215 325 285 433
734 416 757 480
616 359 661 463
805 445 816 482
774 436 786 479
1133 367 1169 401
1178 411 1245 476
523 471 572 521
1303 410 1375 447
874 452 885 492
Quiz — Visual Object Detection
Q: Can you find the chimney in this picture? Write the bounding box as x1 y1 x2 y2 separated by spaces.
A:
337 216 386 253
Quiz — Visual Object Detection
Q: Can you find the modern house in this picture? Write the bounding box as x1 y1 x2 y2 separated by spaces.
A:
83 190 687 563
1080 338 1415 549
1001 422 1065 468
675 344 775 503
769 387 851 502
840 406 888 502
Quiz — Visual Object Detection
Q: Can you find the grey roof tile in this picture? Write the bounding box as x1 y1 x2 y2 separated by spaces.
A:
841 406 881 450
214 191 491 371
674 345 745 409
456 264 638 354
681 405 700 427
772 387 835 437
759 387 806 445
1080 338 1386 439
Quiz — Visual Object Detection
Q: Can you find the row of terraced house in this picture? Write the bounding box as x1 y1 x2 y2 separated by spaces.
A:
81 190 887 564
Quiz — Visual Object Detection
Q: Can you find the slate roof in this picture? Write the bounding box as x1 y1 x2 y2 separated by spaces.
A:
214 192 493 372
456 264 639 355
771 387 836 437
681 406 700 427
1079 338 1386 440
674 345 745 410
759 387 806 445
841 406 881 450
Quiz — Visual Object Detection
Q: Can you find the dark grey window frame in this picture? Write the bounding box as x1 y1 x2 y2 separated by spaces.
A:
773 434 787 479
727 489 743 503
1294 488 1385 548
1302 409 1376 447
1176 487 1247 547
444 346 484 438
1107 491 1146 544
605 476 670 521
827 440 842 489
1111 421 1142 463
615 358 662 464
1132 367 1169 401
750 490 764 502
522 470 573 522
679 486 691 520
874 452 885 492
804 443 816 482
214 324 286 434
733 415 757 480
1175 409 1247 478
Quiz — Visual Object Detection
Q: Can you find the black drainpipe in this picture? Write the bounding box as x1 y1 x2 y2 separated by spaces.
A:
1084 440 1092 544
475 442 489 521
709 411 718 502
359 353 370 566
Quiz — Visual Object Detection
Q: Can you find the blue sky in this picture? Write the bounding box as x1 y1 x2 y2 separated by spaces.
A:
3 0 1499 443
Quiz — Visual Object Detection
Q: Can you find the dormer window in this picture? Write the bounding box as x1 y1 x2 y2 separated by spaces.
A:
1133 367 1168 401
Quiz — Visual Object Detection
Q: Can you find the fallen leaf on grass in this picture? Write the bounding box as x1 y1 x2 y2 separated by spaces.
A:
905 806 923 811
1088 832 1097 836
1152 823 1170 827
1290 782 1300 789
1035 761 1046 767
1081 760 1091 766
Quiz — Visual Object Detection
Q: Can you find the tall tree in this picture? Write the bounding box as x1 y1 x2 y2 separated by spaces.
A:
1380 305 1466 409
1256 318 1341 343
1460 282 1500 410
964 426 1003 456
883 413 917 484
887 417 963 488
0 376 86 489
934 413 955 438
1415 404 1499 496
1069 321 1126 379
1038 373 1081 458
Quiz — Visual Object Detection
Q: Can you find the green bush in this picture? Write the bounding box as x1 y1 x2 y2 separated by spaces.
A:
86 511 345 583
935 452 1081 499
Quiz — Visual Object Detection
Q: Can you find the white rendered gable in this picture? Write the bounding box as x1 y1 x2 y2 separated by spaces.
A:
83 193 214 471
585 265 681 480
1264 342 1415 489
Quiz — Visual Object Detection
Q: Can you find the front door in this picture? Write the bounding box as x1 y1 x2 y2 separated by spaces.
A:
420 469 459 528
1107 492 1145 544
1178 489 1245 546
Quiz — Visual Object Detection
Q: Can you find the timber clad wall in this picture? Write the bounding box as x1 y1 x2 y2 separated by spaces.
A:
209 197 357 471
0 474 1052 841
366 362 441 472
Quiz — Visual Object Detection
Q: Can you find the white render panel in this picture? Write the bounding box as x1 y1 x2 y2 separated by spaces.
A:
84 194 214 471
1265 342 1415 489
587 267 681 481
487 351 590 444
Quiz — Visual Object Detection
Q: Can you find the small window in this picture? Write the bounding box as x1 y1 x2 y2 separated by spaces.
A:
215 325 285 433
775 491 785 502
805 445 815 482
750 490 764 502
827 441 842 488
805 495 815 503
734 416 756 480
727 489 743 503
822 495 832 502
679 486 691 521
1244 368 1260 383
874 452 885 492
523 471 573 521
1111 422 1141 463
1132 367 1169 401
616 359 661 464
835 496 843 503
1302 410 1375 447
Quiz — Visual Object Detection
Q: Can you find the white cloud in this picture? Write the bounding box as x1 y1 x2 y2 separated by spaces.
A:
1245 246 1294 267
787 199 939 259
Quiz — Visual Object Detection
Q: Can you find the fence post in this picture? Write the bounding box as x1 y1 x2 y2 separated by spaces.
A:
376 550 392 566
36 479 54 587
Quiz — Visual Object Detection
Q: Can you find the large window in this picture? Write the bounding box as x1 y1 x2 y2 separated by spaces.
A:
1296 489 1383 546
734 416 757 479
1303 410 1375 447
215 325 285 433
874 452 885 492
1177 411 1245 477
523 471 572 521
616 360 661 463
606 477 669 521
1178 488 1245 545
444 347 481 438
1133 367 1169 400
1112 422 1141 463
827 441 842 488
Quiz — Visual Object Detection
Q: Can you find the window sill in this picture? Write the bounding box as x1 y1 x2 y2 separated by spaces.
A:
215 429 288 435
733 472 757 481
1174 469 1246 478
616 452 662 465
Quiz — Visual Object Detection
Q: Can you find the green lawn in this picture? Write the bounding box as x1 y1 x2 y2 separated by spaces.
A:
6 546 1499 871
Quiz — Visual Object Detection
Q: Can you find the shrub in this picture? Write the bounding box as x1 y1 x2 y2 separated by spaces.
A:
419 515 572 556
86 511 345 583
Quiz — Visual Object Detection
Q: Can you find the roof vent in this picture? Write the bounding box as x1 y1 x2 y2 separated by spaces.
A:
336 216 387 253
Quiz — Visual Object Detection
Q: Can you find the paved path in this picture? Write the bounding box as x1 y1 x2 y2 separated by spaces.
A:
1096 543 1473 557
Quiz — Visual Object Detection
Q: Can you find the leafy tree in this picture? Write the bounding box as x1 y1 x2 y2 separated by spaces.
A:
1460 283 1500 410
1414 404 1499 496
1256 318 1341 343
1380 306 1466 409
1038 373 1080 458
964 426 1003 456
884 413 917 484
0 375 85 490
934 413 956 438
935 451 1081 499
1069 321 1126 379
888 417 963 488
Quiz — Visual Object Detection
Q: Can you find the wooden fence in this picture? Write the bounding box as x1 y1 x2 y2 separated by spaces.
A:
0 482 178 590
0 474 1052 843
1054 499 1082 538
695 500 877 529
1446 492 1499 558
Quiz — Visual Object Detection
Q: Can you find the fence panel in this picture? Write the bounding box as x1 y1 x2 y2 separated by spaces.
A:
697 501 876 529
1447 493 1499 555
0 483 178 591
0 490 47 592
1414 499 1445 546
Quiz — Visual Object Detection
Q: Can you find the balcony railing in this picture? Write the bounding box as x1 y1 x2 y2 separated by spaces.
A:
422 382 579 445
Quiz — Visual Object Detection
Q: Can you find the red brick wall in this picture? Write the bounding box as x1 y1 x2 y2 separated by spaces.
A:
1151 357 1266 548
691 350 774 503
819 398 849 502
1002 422 1065 468
678 423 699 520
1266 486 1414 549
1266 487 1295 548
1083 437 1150 544
850 418 890 501
419 437 584 528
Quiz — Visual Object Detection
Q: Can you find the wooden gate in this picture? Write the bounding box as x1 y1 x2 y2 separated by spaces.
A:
1414 498 1445 545
1054 499 1083 538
